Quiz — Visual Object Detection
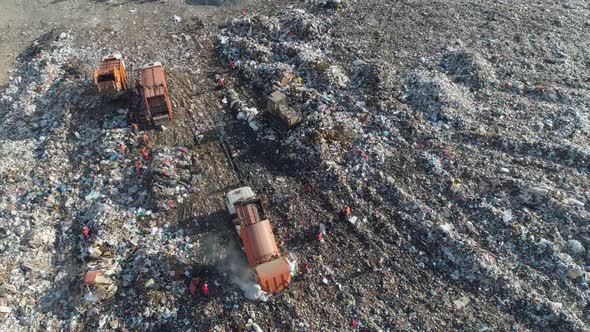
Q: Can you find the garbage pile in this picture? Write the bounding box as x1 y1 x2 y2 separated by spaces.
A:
0 33 99 330
0 34 224 331
0 1 588 330
0 33 148 329
219 7 590 330
150 146 202 211
219 8 337 130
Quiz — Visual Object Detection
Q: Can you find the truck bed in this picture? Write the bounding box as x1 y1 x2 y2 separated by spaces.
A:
94 57 126 93
140 63 173 125
141 64 167 98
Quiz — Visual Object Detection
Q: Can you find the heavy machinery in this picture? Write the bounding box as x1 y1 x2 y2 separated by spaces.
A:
139 62 173 126
267 91 301 128
225 187 291 293
93 53 127 93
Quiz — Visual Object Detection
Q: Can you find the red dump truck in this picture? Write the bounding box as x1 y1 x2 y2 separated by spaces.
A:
225 187 291 293
139 62 173 126
93 53 127 93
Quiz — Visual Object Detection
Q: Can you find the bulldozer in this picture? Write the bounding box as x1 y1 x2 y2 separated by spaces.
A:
138 62 173 126
93 53 127 94
225 187 291 294
266 91 301 128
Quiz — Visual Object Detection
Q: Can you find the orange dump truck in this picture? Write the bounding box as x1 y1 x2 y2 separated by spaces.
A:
139 62 173 126
93 53 127 93
225 187 291 293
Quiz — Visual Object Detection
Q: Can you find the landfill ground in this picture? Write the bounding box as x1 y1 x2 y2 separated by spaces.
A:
0 0 589 331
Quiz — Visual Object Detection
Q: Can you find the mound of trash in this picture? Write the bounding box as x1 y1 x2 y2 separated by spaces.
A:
404 70 475 125
219 7 590 331
441 48 497 90
0 34 236 331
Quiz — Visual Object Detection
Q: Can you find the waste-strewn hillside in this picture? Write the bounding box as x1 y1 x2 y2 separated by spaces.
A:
0 0 588 331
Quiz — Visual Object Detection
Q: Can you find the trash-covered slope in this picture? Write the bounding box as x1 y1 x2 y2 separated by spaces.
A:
219 4 590 330
0 34 236 330
0 0 588 331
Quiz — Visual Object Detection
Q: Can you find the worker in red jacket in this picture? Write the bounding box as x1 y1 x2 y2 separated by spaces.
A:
189 277 200 297
135 160 143 176
140 147 149 160
201 282 209 296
